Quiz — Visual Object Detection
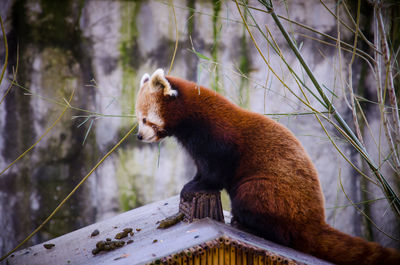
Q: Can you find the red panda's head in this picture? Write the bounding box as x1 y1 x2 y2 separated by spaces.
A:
135 69 178 142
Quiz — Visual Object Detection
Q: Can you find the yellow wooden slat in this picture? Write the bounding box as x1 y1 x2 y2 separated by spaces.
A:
194 253 200 265
187 250 194 265
266 256 272 265
230 245 236 265
218 243 224 265
206 247 212 265
242 250 247 265
263 253 269 265
253 252 259 265
236 248 242 265
200 250 206 265
224 245 230 265
176 255 181 265
182 255 188 265
258 255 263 265
213 245 219 265
156 238 296 265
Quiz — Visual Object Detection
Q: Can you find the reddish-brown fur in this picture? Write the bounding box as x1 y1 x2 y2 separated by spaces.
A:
137 74 400 265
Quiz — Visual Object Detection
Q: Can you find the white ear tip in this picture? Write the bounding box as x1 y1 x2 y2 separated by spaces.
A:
153 68 165 77
140 73 150 87
165 89 178 97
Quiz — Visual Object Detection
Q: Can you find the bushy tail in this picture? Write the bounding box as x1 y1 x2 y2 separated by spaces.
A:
301 223 400 265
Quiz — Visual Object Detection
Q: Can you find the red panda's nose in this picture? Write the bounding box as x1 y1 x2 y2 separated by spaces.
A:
137 134 143 141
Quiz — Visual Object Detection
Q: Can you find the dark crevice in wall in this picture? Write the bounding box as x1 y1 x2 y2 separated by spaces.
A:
1 0 99 250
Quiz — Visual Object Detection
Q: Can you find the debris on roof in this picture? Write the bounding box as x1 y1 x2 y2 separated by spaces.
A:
5 196 332 265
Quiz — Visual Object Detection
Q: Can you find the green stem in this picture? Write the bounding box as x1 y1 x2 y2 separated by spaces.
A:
257 0 400 217
0 15 8 87
243 3 328 108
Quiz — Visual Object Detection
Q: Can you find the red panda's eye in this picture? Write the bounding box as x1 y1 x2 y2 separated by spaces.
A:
142 118 147 124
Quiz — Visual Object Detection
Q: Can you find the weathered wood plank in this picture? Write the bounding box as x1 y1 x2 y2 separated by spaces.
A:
179 192 224 222
6 196 183 265
5 196 332 265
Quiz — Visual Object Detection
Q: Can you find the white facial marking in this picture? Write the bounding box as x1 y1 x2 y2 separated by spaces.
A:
140 124 157 142
136 106 165 143
147 106 164 127
137 110 157 142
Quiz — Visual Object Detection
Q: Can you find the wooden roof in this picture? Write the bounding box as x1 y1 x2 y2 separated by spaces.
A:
5 196 332 265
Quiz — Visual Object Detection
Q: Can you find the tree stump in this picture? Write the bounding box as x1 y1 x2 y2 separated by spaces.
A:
179 191 225 223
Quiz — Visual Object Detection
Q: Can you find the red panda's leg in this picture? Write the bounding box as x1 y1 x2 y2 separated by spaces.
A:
229 177 305 247
230 202 295 247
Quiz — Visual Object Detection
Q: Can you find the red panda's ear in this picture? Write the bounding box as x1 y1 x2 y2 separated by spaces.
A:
140 73 150 88
150 69 178 97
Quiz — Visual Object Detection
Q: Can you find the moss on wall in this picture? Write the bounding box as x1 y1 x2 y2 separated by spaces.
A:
187 0 196 37
2 0 98 250
115 147 158 211
117 1 144 211
211 0 221 92
116 148 140 211
119 1 142 119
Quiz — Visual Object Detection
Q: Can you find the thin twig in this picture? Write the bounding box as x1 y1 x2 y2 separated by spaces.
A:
377 3 400 157
0 44 18 106
236 0 378 185
256 0 400 217
237 2 376 64
296 32 376 77
339 175 399 241
355 99 397 173
319 0 377 52
0 15 8 87
0 124 138 262
373 4 400 174
0 87 75 176
168 0 179 75
346 0 364 145
12 81 134 118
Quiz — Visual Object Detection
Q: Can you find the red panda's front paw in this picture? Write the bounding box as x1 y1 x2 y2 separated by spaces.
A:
180 189 221 202
180 179 220 201
180 190 197 202
180 180 199 201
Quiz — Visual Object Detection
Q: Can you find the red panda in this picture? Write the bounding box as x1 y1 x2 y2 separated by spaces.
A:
135 69 400 265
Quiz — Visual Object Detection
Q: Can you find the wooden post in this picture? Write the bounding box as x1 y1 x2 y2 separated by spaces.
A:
179 192 225 223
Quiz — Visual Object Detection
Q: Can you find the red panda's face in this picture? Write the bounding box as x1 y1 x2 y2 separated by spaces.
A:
135 69 178 143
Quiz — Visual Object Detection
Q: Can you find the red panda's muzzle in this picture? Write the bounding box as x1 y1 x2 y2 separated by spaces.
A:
137 123 168 143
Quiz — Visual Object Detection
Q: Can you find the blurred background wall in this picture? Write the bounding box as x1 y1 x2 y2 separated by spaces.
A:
0 0 399 256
